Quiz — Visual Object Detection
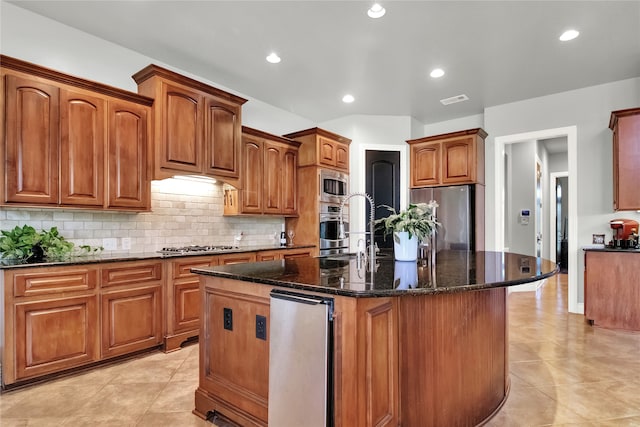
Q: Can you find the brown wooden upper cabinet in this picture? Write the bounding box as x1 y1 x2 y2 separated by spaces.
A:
609 108 640 211
225 127 300 216
1 55 152 211
407 128 487 188
283 127 351 172
133 65 247 182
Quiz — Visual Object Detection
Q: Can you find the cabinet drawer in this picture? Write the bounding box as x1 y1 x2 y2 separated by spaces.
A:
13 268 97 297
101 262 162 287
171 256 218 279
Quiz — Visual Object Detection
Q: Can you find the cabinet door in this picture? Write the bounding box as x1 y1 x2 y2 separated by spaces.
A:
335 142 349 171
4 74 60 204
411 142 441 187
107 100 150 210
160 82 203 173
59 89 105 206
15 295 99 380
263 141 283 214
281 148 298 215
257 250 283 261
318 136 337 167
442 137 474 184
614 113 640 210
101 285 163 358
241 135 264 214
204 97 241 178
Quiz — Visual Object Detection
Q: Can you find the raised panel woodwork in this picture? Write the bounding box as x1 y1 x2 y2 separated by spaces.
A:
132 64 247 181
13 268 97 297
256 250 282 261
204 98 240 178
4 74 60 204
161 82 203 172
263 142 282 213
358 299 398 427
164 256 218 351
2 55 153 211
101 284 162 358
585 251 640 330
411 142 440 187
101 261 162 287
241 135 264 214
200 282 270 423
610 108 640 210
336 143 349 170
15 295 99 380
107 100 150 209
59 89 105 206
408 128 486 188
218 252 257 265
282 248 313 259
283 127 351 173
319 136 337 167
281 148 298 215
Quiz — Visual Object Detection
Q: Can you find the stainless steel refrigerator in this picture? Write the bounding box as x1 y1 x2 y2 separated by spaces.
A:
410 184 484 252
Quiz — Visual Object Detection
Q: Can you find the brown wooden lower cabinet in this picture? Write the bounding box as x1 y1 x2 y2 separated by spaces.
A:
14 295 99 381
584 250 640 331
195 276 507 427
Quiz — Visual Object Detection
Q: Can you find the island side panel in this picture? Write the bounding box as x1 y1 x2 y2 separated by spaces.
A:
195 276 270 426
398 287 507 427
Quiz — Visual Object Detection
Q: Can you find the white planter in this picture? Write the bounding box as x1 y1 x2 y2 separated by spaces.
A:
393 231 419 261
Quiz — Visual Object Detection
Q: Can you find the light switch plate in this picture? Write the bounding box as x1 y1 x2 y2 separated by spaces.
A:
121 237 131 250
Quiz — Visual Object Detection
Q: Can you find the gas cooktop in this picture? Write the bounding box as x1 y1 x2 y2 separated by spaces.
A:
157 245 240 255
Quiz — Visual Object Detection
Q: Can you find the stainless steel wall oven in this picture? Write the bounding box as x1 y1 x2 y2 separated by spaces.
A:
319 202 348 256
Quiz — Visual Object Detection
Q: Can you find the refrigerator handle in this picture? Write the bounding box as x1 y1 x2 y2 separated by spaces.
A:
270 289 334 312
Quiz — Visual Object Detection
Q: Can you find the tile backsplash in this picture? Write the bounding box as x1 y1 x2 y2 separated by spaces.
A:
0 178 285 253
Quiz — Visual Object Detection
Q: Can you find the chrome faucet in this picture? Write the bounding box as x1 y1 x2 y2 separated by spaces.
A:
339 192 376 265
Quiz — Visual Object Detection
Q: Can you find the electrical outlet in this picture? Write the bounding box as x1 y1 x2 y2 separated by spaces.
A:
256 315 267 340
121 237 131 250
223 308 233 331
103 238 117 251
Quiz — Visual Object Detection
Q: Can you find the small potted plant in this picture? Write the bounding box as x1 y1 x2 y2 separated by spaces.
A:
375 201 438 261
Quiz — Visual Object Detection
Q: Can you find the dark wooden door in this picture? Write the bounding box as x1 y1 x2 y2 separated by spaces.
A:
366 150 400 249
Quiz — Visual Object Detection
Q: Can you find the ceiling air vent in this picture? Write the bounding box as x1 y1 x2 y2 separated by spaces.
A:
440 94 469 105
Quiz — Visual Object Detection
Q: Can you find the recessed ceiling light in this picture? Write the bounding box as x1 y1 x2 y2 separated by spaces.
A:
559 29 579 41
367 3 386 18
342 94 355 103
266 52 281 64
430 68 445 78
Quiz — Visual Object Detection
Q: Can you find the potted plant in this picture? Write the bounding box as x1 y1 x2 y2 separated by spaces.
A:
375 201 438 261
0 225 102 262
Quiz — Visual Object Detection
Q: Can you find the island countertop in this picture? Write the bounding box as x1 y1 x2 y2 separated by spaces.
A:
191 250 557 297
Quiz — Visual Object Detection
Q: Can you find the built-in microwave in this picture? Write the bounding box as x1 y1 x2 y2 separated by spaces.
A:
320 169 348 204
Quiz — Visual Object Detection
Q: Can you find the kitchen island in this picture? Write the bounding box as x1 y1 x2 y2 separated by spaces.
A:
192 250 557 427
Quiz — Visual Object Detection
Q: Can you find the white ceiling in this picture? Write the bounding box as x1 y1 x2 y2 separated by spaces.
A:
7 1 640 125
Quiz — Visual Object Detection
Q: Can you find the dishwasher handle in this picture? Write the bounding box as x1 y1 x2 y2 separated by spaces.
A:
270 289 334 317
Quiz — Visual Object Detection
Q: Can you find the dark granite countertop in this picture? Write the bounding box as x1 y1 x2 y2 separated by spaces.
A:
582 247 640 253
0 244 315 269
192 250 558 297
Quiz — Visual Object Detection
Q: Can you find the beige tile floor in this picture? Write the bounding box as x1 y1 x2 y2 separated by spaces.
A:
1 273 640 426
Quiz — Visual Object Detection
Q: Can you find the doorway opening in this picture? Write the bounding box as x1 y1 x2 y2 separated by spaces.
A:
494 126 579 313
365 150 400 249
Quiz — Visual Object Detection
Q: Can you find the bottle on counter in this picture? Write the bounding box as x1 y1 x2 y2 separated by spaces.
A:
280 231 287 247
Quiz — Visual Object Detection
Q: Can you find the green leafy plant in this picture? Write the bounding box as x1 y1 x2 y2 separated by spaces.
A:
0 225 103 261
0 225 41 260
374 201 439 243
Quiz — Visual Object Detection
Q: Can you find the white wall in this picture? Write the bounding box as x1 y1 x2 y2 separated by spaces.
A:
507 141 536 256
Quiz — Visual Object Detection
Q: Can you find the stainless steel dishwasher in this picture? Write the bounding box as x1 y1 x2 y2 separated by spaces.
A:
268 289 334 427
